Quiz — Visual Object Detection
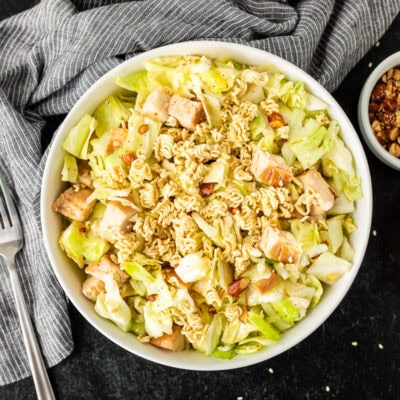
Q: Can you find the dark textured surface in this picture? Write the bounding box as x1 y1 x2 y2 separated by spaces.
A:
0 2 399 399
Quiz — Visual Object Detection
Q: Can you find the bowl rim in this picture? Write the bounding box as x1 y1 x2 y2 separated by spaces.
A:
41 40 372 371
358 51 400 170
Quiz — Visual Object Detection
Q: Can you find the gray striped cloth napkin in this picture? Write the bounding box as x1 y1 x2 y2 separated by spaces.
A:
0 0 399 386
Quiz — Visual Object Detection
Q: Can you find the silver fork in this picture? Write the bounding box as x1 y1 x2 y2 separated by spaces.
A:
0 174 56 400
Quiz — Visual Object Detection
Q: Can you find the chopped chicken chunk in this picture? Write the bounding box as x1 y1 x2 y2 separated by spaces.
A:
106 127 128 154
98 201 137 244
82 276 105 302
77 160 93 188
52 186 96 222
150 325 186 351
259 225 302 264
250 149 293 187
297 168 335 216
168 94 204 131
141 88 171 122
85 255 129 287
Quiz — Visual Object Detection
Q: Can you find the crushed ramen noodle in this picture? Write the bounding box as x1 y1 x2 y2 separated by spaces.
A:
54 55 363 358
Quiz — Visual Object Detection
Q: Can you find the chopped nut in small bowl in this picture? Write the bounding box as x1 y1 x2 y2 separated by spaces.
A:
358 51 400 170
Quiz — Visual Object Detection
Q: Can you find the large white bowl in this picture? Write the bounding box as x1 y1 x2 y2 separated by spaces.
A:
41 41 372 371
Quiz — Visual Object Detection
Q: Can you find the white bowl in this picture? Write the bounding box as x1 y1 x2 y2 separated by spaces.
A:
41 41 372 371
358 51 400 170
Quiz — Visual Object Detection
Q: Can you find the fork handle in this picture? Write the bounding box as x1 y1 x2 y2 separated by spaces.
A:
9 258 56 400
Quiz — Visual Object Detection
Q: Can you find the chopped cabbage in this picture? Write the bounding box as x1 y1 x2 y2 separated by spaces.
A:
62 114 96 159
143 269 174 312
291 219 320 256
248 309 280 341
93 95 131 137
246 281 284 306
205 313 225 355
261 303 292 331
322 121 363 201
59 221 110 267
249 108 273 141
192 213 224 248
125 113 161 159
116 70 153 94
265 74 308 109
121 261 155 283
326 216 344 254
202 160 229 188
221 318 241 345
175 253 211 283
241 83 265 104
95 274 132 332
211 346 236 360
307 252 351 284
338 237 355 262
143 301 173 338
304 275 324 308
289 117 331 169
200 68 231 95
270 299 300 326
61 154 78 183
328 193 355 215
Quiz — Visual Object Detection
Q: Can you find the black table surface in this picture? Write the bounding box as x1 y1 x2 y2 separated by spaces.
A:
1 2 399 400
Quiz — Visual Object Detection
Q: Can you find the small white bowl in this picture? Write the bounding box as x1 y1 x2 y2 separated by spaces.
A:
41 41 372 371
358 51 400 170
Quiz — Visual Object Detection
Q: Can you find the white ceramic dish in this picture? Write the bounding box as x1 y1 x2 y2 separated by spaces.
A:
358 51 400 170
41 41 372 371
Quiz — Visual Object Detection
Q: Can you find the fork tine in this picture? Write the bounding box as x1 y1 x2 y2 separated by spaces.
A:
0 174 19 230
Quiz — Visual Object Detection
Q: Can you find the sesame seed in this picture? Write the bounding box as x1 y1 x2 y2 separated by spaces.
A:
268 368 274 374
325 386 331 392
368 62 373 68
372 230 377 237
375 41 380 47
237 397 244 400
351 341 358 347
378 343 384 350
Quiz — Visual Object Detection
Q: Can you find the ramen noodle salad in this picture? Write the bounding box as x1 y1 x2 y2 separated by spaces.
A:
53 55 362 357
